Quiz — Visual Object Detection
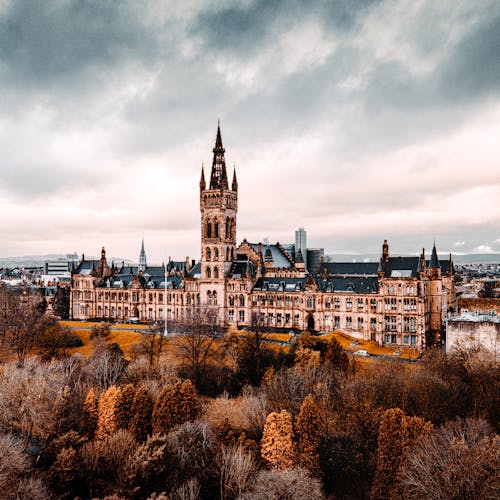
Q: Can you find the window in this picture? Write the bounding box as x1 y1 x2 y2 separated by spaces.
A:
334 316 340 328
346 317 352 328
132 293 138 302
411 335 417 345
159 309 163 319
391 334 397 343
384 315 397 332
285 313 291 324
346 298 353 309
294 297 300 306
206 267 211 278
384 334 391 343
358 299 364 309
206 248 211 260
148 308 153 319
277 313 282 324
207 220 212 238
239 310 245 322
358 317 364 329
214 267 219 278
239 295 245 307
214 220 219 238
404 335 409 344
214 247 219 259
228 310 234 322
370 317 377 330
384 298 398 311
334 298 341 309
325 315 331 328
325 297 331 309
294 314 300 325
111 292 116 300
268 313 274 324
285 297 291 306
307 297 314 308
111 307 115 316
229 295 234 306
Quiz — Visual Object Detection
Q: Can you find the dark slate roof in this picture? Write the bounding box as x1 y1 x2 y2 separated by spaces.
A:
319 262 379 276
384 256 420 277
253 277 305 292
250 243 292 268
316 276 379 294
187 262 202 278
75 260 96 275
229 259 255 278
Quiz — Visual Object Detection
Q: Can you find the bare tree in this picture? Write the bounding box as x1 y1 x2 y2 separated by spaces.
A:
173 306 224 388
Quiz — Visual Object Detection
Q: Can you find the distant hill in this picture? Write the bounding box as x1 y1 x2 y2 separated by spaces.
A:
325 253 500 265
0 254 133 268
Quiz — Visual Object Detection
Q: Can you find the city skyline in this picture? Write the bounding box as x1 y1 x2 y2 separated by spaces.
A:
1 1 499 262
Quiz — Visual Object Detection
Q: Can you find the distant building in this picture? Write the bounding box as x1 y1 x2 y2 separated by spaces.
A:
70 125 456 350
446 311 499 357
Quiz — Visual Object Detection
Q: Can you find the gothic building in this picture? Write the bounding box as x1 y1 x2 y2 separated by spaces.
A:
70 125 456 350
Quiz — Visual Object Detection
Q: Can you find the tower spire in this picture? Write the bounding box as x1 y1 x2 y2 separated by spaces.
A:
429 241 439 269
210 122 228 189
139 236 147 272
232 164 238 191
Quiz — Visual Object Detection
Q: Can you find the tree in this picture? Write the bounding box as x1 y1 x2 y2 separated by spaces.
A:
90 322 112 340
115 383 135 430
371 408 433 499
87 342 127 389
129 386 154 442
151 380 200 435
0 433 30 492
35 319 82 360
0 286 49 366
138 324 167 366
217 445 257 500
174 307 224 390
96 385 122 441
397 418 499 499
295 394 323 475
260 410 295 470
81 388 99 438
324 336 350 373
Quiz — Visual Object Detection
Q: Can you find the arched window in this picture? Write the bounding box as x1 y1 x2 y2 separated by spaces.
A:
226 247 230 261
229 295 234 306
214 220 219 238
231 247 234 259
225 217 230 238
207 220 212 238
213 290 217 305
239 294 245 307
206 248 211 261
214 267 219 278
230 219 235 239
207 290 212 305
214 247 219 259
206 267 211 278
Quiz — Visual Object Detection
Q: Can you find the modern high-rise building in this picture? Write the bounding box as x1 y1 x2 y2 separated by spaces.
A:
70 125 456 350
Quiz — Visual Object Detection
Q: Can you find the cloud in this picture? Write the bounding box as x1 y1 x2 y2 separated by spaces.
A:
0 0 499 262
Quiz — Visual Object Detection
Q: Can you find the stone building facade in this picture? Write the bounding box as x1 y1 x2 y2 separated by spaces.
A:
70 125 456 350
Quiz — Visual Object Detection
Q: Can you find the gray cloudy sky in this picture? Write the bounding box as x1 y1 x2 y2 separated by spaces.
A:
1 0 499 263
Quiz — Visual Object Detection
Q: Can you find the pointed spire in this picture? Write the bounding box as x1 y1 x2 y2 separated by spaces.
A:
232 164 238 191
430 242 440 269
416 255 423 273
209 122 228 189
200 163 206 190
139 236 147 272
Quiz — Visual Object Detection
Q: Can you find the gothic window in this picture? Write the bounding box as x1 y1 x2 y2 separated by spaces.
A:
231 247 234 259
239 310 245 322
206 267 211 278
226 247 230 260
214 220 219 238
307 296 313 308
207 220 212 238
239 294 245 307
214 247 219 259
229 295 234 306
213 290 217 305
214 267 219 278
206 248 211 261
226 217 230 238
207 291 212 305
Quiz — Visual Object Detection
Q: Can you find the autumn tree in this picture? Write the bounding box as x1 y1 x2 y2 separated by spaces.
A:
81 388 99 438
130 386 154 441
260 410 295 470
115 383 135 430
95 385 122 441
152 380 200 435
371 408 433 499
295 394 323 475
397 418 499 499
324 336 350 373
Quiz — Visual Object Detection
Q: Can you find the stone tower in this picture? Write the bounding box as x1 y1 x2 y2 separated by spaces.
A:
199 123 238 314
428 242 444 344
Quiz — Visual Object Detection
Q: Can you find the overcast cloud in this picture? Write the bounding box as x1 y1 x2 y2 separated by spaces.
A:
0 0 499 262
